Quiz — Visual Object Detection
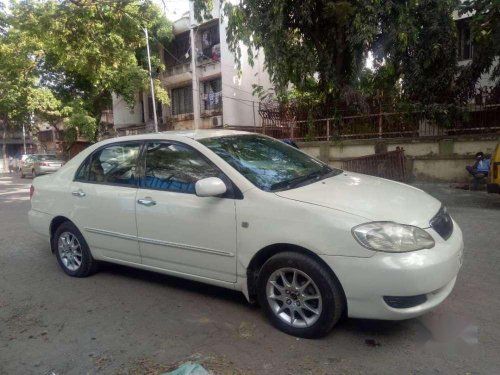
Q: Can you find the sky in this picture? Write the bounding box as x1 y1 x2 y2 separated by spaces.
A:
154 0 190 21
158 0 189 21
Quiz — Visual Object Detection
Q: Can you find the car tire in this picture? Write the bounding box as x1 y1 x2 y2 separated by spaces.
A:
53 221 98 277
257 251 345 338
32 169 37 178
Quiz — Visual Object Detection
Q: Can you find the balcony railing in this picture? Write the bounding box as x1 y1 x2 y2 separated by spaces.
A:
201 91 222 114
165 62 191 77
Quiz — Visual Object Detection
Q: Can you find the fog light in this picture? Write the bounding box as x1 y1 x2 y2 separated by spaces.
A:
383 294 427 309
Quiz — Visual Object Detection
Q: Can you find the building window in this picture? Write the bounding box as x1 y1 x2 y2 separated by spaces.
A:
164 31 191 67
457 19 473 61
38 130 54 142
148 97 163 123
197 23 221 64
171 86 193 116
201 78 222 112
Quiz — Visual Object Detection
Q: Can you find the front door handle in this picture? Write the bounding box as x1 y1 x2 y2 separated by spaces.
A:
72 190 86 197
137 197 156 207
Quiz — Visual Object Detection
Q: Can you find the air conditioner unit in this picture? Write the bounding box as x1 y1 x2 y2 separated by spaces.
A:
212 115 223 128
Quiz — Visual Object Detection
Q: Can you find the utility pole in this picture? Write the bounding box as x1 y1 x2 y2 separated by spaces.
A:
144 27 158 132
22 123 26 154
190 26 201 130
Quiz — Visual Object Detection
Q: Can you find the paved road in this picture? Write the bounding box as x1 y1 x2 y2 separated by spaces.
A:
1 173 499 374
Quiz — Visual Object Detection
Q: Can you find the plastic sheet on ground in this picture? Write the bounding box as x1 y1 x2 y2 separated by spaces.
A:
163 362 209 375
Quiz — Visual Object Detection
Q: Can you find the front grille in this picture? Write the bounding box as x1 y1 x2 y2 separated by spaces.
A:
430 206 453 240
383 294 427 309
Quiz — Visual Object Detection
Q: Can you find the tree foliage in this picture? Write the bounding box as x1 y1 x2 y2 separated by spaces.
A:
374 0 459 105
6 0 172 145
1 4 55 168
195 0 497 110
220 0 380 107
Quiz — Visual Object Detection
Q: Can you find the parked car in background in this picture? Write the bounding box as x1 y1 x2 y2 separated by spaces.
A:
17 154 33 172
487 143 500 194
29 131 464 338
20 154 64 178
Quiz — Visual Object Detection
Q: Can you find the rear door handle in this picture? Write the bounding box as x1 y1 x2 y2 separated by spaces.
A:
72 190 86 197
137 197 156 207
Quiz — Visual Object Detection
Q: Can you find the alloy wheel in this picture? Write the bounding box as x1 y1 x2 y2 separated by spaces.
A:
57 232 83 271
266 267 323 328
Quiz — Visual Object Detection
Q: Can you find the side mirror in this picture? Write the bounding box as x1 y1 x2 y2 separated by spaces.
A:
195 177 227 197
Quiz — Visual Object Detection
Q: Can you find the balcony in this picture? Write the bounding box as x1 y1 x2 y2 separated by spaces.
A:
200 91 222 117
194 21 221 80
163 31 192 85
0 128 34 145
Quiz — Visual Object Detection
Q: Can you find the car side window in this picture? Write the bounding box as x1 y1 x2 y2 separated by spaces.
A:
75 157 90 181
141 142 220 194
77 143 141 186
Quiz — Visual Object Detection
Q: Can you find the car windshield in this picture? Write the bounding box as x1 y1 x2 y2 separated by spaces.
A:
199 134 342 192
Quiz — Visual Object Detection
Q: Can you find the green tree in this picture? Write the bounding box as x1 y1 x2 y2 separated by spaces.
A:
194 0 465 110
195 0 380 110
374 0 459 105
9 0 172 146
0 4 51 170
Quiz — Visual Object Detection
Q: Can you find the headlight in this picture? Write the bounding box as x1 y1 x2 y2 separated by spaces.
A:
352 222 435 252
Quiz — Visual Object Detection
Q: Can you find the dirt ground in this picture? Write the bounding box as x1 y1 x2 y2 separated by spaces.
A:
1 173 500 374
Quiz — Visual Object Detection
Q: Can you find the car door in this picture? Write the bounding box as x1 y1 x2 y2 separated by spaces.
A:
135 141 238 283
68 141 142 263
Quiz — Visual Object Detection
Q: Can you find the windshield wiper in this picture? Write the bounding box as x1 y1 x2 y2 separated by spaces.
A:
270 167 334 192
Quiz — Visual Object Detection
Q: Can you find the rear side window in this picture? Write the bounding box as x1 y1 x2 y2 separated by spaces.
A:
141 142 220 194
75 143 141 186
75 158 90 181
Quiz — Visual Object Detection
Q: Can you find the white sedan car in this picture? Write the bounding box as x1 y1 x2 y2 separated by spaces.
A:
29 130 463 338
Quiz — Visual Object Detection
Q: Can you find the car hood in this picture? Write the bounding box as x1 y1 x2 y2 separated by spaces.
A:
275 172 441 228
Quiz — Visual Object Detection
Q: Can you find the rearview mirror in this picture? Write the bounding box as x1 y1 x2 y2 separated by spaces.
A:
195 177 227 197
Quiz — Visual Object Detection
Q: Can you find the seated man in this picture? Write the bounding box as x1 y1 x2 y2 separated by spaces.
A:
466 152 490 190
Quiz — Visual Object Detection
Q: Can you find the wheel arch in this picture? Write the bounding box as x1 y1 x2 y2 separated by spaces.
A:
246 243 347 314
49 216 73 252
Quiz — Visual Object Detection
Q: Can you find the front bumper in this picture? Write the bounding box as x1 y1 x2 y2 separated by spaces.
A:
321 221 463 320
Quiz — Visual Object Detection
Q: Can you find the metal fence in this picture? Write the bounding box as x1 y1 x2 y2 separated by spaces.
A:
341 148 408 182
253 104 500 141
253 87 500 141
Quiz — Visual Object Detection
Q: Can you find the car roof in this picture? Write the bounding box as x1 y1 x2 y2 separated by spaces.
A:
98 129 255 144
162 129 252 140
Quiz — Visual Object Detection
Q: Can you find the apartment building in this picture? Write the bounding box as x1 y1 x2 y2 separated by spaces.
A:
453 8 498 89
113 0 272 134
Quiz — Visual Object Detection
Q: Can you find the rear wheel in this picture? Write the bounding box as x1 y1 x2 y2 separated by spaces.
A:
53 221 98 277
257 252 344 338
32 169 37 178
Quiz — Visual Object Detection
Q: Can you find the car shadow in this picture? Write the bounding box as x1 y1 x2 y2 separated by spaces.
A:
100 262 252 307
337 317 423 337
99 262 427 340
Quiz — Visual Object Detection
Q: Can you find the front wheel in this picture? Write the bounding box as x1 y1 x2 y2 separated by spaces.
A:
257 252 345 338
